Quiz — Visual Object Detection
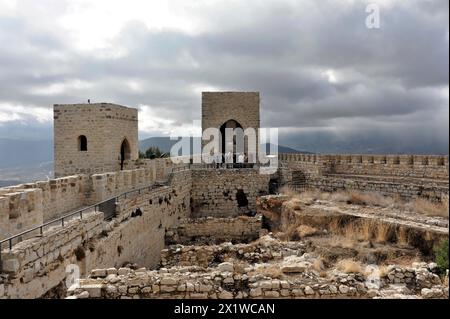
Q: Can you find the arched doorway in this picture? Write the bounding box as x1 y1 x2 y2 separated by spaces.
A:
220 119 243 164
120 139 131 170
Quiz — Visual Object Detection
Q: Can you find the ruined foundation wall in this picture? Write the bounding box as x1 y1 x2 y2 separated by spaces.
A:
165 216 262 245
191 169 270 218
71 261 448 299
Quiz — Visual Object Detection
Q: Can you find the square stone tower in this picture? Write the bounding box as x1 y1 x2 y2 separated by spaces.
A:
201 92 260 158
53 103 139 178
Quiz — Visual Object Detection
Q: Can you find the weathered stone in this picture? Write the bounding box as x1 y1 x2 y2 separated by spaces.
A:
250 288 262 297
264 291 280 298
304 286 314 295
83 284 102 298
91 269 107 278
2 259 20 273
218 262 234 273
160 277 178 285
117 268 131 276
218 290 233 299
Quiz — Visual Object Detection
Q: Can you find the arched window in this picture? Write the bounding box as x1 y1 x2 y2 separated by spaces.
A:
78 135 88 151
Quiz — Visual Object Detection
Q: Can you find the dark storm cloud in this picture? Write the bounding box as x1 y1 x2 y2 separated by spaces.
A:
0 0 448 154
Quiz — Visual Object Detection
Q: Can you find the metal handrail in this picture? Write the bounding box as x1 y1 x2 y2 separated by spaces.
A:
0 164 267 271
0 176 176 272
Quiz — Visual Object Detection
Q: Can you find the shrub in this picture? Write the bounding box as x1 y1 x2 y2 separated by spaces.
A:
337 259 364 274
434 239 449 274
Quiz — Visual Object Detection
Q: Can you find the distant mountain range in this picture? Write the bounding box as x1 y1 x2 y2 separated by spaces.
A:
139 137 310 155
0 138 53 169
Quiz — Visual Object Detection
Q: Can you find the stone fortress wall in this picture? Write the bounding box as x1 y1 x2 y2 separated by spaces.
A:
1 91 449 299
191 169 270 218
279 153 449 201
0 158 172 241
54 103 139 178
0 160 268 298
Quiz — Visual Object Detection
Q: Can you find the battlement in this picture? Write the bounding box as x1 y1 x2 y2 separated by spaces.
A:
279 153 449 201
0 158 178 242
279 153 449 167
54 102 139 177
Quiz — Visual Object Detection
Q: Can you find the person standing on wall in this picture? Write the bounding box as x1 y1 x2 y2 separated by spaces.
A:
238 153 245 168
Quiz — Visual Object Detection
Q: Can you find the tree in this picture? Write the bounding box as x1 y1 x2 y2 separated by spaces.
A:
143 146 167 159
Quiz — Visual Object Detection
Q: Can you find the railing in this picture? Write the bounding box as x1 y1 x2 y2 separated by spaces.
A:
0 163 272 272
0 179 172 272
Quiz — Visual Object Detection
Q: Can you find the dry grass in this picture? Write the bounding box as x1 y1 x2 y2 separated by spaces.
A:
279 186 299 197
337 259 364 274
344 191 394 207
377 265 389 278
412 198 449 218
296 225 319 238
333 236 358 249
384 255 420 267
281 188 449 220
375 222 394 243
249 265 283 279
312 258 325 272
396 226 409 246
329 217 395 244
443 275 449 287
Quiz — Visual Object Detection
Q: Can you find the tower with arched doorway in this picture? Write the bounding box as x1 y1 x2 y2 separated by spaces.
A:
53 103 138 178
202 91 260 162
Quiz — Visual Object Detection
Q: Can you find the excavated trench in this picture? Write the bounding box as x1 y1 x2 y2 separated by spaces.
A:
257 195 448 260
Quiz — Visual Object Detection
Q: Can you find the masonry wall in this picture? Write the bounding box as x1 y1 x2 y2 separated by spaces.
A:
54 103 139 178
279 153 449 200
307 176 448 202
280 154 449 180
0 211 104 299
85 170 192 271
0 188 43 242
201 92 260 157
165 216 262 245
0 158 177 242
0 170 191 299
190 169 270 218
70 262 448 299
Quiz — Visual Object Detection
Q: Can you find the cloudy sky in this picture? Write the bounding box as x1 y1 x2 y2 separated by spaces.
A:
0 0 448 154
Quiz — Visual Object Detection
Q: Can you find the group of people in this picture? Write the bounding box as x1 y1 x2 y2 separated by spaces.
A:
207 151 254 168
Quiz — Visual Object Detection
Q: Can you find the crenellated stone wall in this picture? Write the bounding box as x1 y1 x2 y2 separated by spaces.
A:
54 103 139 178
0 210 104 299
0 158 178 241
0 170 191 299
279 153 449 201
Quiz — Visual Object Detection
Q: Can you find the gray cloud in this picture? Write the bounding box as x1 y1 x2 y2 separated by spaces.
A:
0 0 448 154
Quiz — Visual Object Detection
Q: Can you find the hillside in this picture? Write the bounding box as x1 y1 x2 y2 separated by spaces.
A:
139 137 310 155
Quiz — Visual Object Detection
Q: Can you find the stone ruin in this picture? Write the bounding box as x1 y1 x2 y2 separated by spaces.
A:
0 92 448 299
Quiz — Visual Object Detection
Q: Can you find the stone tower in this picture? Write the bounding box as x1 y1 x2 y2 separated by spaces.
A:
201 92 260 159
53 103 139 178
